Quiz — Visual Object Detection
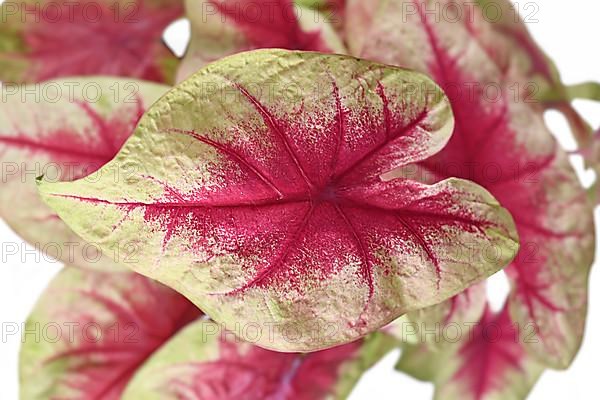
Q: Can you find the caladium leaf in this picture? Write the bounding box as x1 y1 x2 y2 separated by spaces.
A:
579 128 600 203
176 0 347 82
474 0 595 101
397 305 545 400
38 50 518 352
388 282 486 349
346 0 595 368
295 0 347 30
122 319 396 399
0 0 183 84
473 0 560 87
474 0 598 148
0 78 168 269
19 266 202 400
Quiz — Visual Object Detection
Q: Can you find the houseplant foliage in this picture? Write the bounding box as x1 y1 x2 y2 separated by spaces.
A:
4 0 596 399
21 265 395 399
343 0 596 396
0 0 183 84
121 320 395 399
20 266 202 399
0 78 169 269
37 50 518 352
176 0 346 82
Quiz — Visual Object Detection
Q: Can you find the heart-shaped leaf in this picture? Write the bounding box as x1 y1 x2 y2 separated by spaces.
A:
177 0 346 82
346 0 595 368
122 319 396 399
38 50 518 352
397 306 545 400
0 0 183 84
19 266 202 400
0 78 169 269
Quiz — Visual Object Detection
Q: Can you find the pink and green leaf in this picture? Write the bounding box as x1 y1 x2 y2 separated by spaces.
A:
579 127 600 203
19 266 202 400
295 0 347 30
387 282 486 349
474 0 598 148
475 0 600 104
474 0 559 85
0 78 168 269
397 305 545 400
177 0 347 82
0 0 183 84
346 0 595 368
37 50 518 352
122 319 395 399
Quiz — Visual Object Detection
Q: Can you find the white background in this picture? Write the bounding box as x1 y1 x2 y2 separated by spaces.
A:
1 1 599 399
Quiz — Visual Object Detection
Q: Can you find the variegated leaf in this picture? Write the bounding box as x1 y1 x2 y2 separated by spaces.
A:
346 0 595 368
38 50 518 351
0 78 169 269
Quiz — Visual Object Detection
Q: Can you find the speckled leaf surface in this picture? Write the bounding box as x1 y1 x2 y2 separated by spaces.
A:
19 266 202 400
0 0 182 84
0 78 168 269
346 0 595 368
581 128 600 202
474 0 596 147
388 282 486 348
177 0 347 82
397 306 545 400
480 0 600 177
122 320 395 399
473 0 559 88
38 50 518 352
